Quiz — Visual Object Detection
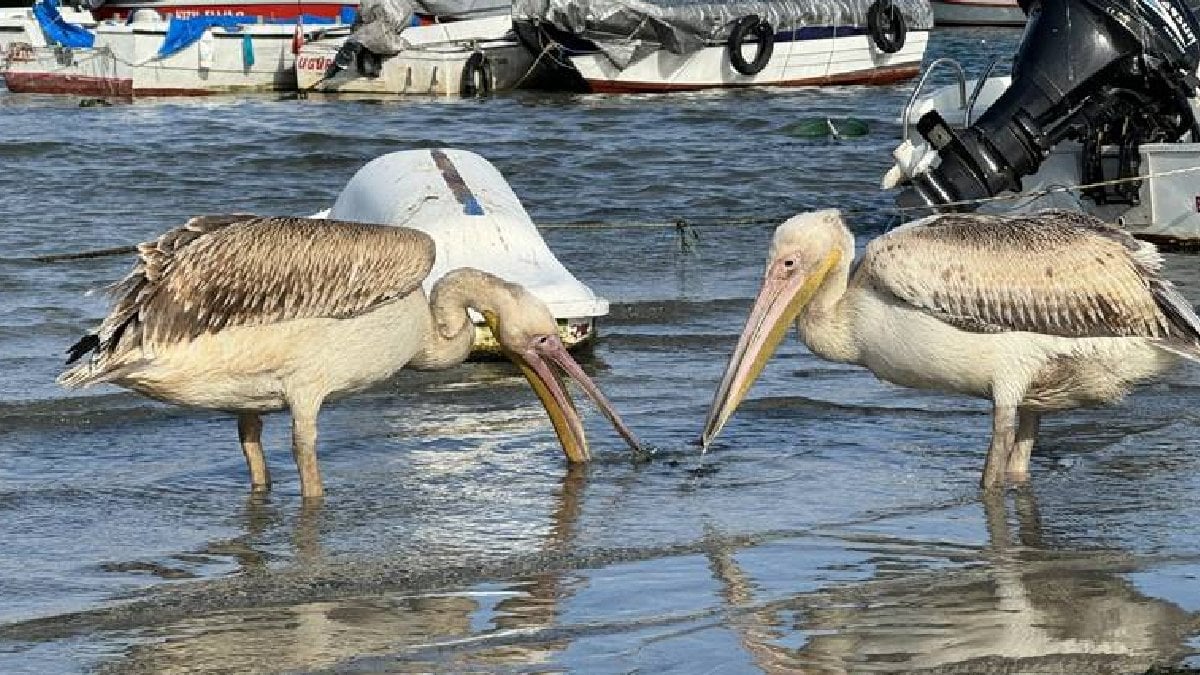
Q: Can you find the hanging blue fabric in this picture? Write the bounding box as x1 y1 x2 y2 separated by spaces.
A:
32 0 95 48
242 32 255 67
156 15 250 59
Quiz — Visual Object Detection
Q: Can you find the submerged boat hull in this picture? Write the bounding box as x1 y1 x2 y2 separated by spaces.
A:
322 149 610 353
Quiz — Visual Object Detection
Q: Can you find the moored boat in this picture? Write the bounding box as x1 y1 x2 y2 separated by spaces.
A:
2 3 350 95
296 15 536 96
512 0 932 93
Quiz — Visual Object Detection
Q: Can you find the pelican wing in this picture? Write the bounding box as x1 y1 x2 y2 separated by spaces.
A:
860 210 1200 343
77 215 435 364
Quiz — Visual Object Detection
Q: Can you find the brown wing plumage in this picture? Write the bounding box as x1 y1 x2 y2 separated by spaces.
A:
860 210 1200 345
62 215 435 380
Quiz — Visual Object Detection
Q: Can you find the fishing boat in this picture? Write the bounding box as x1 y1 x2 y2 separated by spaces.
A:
511 0 932 93
931 0 1024 26
296 15 536 96
882 0 1200 245
2 2 350 95
317 148 609 353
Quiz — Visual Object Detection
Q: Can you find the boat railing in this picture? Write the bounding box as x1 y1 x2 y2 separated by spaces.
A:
901 57 966 143
964 54 1011 126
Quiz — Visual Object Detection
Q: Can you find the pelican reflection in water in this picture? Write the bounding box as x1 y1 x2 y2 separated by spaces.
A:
60 215 641 498
703 209 1200 487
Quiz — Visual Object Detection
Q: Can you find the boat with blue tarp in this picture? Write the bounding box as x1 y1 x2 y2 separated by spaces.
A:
2 0 352 95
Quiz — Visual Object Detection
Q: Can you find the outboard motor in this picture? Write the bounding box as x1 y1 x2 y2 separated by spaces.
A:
898 0 1200 210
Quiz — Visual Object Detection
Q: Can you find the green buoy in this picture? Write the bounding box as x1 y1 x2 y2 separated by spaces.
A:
783 117 869 139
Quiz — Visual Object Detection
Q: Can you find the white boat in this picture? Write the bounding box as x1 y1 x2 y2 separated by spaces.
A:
931 0 1024 27
0 3 95 55
2 5 350 96
296 15 535 96
885 62 1200 245
318 148 609 353
513 0 933 93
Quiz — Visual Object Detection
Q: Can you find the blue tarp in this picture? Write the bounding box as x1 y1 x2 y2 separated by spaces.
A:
157 15 248 58
155 12 354 59
32 0 95 48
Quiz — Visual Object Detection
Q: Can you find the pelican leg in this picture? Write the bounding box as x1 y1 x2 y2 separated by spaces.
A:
238 413 271 492
981 404 1017 489
1005 410 1041 482
289 399 325 499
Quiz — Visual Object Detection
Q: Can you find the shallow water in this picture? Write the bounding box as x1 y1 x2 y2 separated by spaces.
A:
2 26 1200 674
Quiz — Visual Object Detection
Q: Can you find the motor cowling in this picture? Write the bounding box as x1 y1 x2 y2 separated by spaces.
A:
898 0 1200 210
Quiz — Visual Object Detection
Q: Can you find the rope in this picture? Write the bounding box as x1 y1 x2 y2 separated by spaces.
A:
22 163 1200 264
509 37 561 92
886 162 1200 214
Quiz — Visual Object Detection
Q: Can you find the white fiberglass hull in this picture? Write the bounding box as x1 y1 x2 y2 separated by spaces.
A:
296 16 533 96
3 16 348 96
571 29 929 93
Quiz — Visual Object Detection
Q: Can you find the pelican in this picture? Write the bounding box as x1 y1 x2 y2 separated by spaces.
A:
60 215 641 498
702 209 1200 487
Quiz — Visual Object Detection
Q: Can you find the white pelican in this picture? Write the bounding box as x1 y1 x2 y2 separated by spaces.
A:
60 215 641 498
702 209 1200 487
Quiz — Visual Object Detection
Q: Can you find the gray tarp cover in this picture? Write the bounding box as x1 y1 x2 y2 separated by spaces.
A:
513 0 933 67
351 0 511 54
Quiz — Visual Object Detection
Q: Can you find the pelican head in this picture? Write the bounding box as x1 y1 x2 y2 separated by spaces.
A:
701 209 853 447
479 283 642 463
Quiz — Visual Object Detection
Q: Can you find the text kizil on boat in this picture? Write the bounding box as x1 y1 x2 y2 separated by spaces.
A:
511 0 933 93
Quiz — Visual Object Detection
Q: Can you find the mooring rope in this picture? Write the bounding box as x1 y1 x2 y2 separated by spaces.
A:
20 162 1200 264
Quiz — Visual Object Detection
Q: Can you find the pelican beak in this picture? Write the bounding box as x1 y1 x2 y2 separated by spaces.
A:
488 314 643 463
701 248 841 448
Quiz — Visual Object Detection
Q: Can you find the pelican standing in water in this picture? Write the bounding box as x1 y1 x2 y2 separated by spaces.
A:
60 215 641 498
703 209 1200 487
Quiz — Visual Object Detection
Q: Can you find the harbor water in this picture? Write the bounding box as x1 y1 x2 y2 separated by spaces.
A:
2 27 1200 673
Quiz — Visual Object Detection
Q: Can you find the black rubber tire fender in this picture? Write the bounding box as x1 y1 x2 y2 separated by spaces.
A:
867 0 907 54
727 15 774 76
460 51 493 97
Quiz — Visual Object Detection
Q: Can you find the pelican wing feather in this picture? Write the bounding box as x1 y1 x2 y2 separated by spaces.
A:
71 215 435 368
861 210 1200 346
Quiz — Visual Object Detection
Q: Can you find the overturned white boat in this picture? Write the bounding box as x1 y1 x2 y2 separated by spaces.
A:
318 148 609 354
883 0 1200 246
296 15 535 96
512 0 932 93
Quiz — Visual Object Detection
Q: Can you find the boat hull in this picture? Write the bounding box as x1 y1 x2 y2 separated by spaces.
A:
296 16 534 97
323 149 610 354
931 0 1025 26
3 20 348 96
570 30 929 93
90 0 355 21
